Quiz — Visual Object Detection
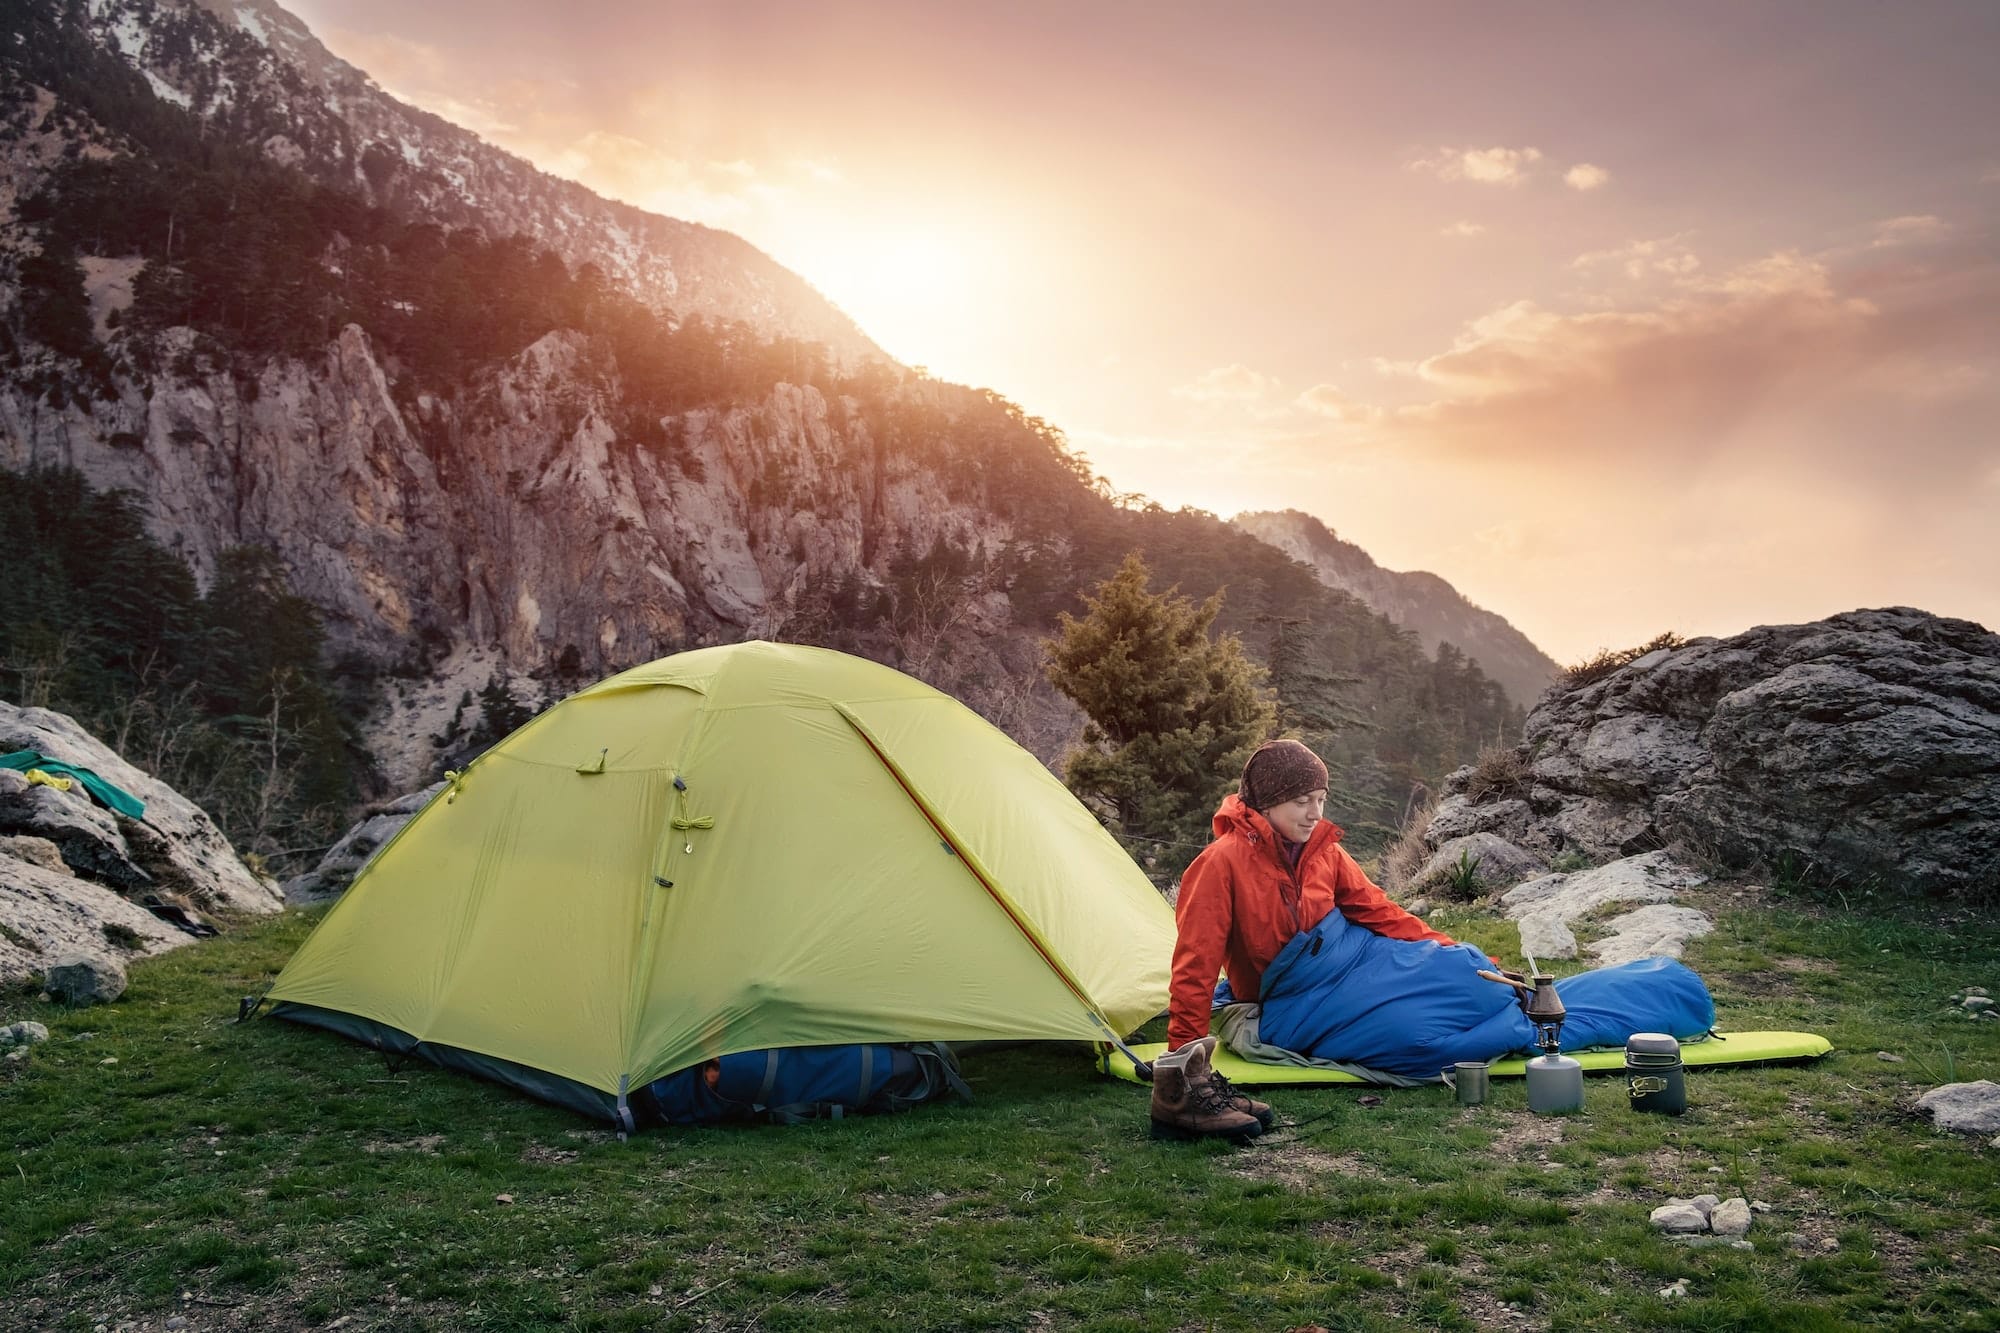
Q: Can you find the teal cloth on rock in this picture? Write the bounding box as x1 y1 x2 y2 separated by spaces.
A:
0 750 146 819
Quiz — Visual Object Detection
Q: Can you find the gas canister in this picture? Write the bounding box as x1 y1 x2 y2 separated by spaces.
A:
1625 1032 1687 1115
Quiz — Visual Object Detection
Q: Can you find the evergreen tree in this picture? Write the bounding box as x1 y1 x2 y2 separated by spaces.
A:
1043 553 1275 872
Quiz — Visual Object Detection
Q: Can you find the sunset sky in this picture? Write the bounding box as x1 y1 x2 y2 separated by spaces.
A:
289 0 1999 662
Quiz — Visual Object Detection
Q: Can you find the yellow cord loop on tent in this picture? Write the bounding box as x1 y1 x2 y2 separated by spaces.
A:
442 769 467 804
670 815 715 831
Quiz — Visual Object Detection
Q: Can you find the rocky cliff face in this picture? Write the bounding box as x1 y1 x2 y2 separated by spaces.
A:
0 321 1039 782
1234 509 1558 707
1421 608 2000 899
71 0 878 362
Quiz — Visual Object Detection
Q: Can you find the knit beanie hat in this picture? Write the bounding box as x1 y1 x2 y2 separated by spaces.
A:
1239 739 1329 813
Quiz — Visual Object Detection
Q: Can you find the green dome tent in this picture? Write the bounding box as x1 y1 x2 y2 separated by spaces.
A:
269 641 1175 1126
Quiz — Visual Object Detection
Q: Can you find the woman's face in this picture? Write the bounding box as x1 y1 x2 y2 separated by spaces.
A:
1261 789 1327 843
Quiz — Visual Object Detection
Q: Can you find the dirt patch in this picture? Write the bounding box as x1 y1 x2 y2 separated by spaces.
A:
1774 957 1836 974
1455 1285 1540 1329
362 1134 444 1155
1226 1140 1383 1193
521 1144 579 1165
1482 1114 1565 1162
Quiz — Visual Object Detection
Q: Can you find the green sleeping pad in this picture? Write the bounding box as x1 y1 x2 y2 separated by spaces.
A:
1096 1030 1833 1086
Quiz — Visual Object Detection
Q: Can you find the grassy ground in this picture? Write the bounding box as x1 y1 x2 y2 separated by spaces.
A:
3 888 1997 1332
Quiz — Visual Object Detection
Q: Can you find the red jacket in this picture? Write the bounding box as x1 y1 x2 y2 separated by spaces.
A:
1167 794 1460 1050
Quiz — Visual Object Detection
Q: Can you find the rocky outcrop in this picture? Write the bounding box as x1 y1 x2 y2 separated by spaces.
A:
1422 609 2000 899
0 704 279 984
1235 509 1559 706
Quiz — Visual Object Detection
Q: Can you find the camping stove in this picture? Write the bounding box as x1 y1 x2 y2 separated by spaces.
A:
1523 974 1584 1114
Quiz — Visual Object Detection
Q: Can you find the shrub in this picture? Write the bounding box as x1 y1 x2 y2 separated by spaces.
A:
1463 744 1530 804
1560 631 1685 691
1379 786 1439 893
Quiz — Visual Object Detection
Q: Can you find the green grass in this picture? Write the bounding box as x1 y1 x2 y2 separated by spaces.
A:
3 894 1998 1331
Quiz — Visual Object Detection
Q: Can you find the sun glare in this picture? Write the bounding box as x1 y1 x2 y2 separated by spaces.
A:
775 222 984 371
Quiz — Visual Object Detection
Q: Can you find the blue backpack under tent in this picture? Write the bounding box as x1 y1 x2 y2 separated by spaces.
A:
630 1041 971 1125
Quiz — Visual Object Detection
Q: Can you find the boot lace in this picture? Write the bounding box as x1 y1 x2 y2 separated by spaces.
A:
1190 1073 1240 1115
1208 1068 1246 1105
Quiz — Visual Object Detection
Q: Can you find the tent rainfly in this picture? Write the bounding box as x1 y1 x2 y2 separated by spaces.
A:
269 641 1175 1126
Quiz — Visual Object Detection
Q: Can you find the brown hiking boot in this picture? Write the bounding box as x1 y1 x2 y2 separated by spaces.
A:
1149 1037 1263 1143
1208 1066 1275 1131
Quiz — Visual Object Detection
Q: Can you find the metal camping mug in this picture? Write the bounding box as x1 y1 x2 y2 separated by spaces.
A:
1441 1061 1489 1105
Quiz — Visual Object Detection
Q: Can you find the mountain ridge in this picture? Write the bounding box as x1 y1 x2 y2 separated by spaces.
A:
92 0 882 362
1233 509 1559 707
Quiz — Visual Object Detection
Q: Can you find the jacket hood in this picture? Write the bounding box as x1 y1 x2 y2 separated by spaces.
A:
1212 792 1344 849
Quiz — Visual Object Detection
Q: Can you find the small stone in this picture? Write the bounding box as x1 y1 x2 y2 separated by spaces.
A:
1659 1278 1688 1299
1876 1051 1905 1062
1729 1239 1753 1250
1357 1095 1383 1107
1821 1236 1840 1251
1689 1193 1720 1217
1710 1198 1753 1236
1406 897 1433 917
1968 987 1989 998
1706 1165 1726 1174
494 1193 515 1204
166 1319 186 1331
1750 1200 1772 1213
1964 996 1995 1013
1783 1232 1813 1250
98 1056 117 1066
4 1048 27 1064
1917 1081 2000 1134
1650 1203 1708 1234
0 1021 51 1048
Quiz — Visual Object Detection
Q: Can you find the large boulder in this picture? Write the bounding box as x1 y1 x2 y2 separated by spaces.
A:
284 782 444 902
44 951 128 1005
0 704 280 984
1421 609 2000 898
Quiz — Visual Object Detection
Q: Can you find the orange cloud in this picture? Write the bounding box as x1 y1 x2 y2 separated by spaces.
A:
1174 364 1279 402
1870 214 1948 247
1294 384 1382 424
1409 145 1544 186
1564 163 1612 191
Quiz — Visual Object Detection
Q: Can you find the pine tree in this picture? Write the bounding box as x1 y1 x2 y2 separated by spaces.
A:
1043 553 1275 872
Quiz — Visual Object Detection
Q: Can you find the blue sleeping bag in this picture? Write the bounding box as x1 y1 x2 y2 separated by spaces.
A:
1237 908 1714 1078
